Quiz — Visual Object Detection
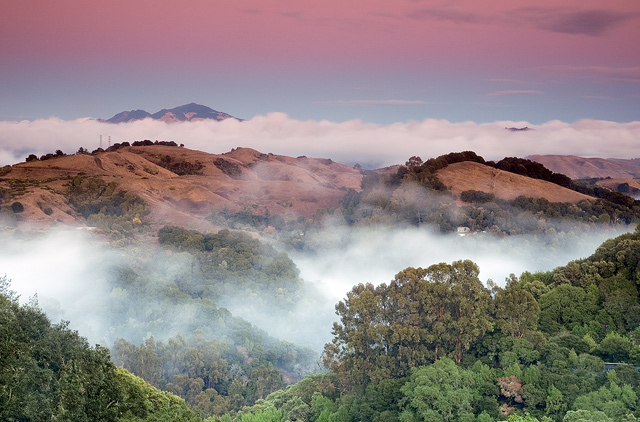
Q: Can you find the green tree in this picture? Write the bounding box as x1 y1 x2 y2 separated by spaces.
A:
448 260 493 363
400 358 478 422
563 409 612 421
545 385 567 420
495 275 540 338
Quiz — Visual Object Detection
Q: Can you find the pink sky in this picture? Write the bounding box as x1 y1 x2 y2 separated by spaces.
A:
1 0 639 123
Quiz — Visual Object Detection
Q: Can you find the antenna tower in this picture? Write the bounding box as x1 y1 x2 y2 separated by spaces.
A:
100 135 103 149
108 136 111 148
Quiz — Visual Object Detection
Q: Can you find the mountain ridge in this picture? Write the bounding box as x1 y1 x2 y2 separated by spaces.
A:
103 103 241 123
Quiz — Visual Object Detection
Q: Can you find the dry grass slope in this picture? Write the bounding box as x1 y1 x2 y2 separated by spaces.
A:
436 161 593 203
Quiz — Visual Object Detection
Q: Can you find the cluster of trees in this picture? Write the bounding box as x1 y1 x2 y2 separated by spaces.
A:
66 176 149 238
68 225 322 418
215 227 640 422
156 225 305 309
25 149 67 162
489 157 573 189
25 140 183 162
5 220 640 421
482 157 637 209
154 154 204 175
0 276 200 422
111 334 298 419
213 158 243 179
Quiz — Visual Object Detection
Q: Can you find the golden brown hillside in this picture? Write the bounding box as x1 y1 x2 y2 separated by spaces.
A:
436 161 593 203
2 148 607 231
527 154 640 179
0 146 363 228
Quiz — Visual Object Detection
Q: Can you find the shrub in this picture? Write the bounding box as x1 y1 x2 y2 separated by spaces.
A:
11 202 24 213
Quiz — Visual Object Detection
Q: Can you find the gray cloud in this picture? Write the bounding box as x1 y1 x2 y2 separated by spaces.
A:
511 8 633 36
407 6 635 37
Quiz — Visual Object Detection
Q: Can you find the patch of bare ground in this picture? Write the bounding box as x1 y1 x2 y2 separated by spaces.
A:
436 161 594 203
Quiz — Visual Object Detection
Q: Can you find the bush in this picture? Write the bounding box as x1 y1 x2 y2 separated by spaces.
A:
11 202 24 213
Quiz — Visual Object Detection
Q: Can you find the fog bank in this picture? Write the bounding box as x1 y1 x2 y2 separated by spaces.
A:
0 222 633 350
290 224 633 305
1 115 639 167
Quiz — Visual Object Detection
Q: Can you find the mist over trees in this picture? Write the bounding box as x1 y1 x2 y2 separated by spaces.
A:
3 148 640 421
0 276 200 422
5 225 640 421
228 227 640 422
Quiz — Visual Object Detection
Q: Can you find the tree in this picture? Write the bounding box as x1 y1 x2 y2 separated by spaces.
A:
563 410 612 422
545 385 567 419
448 260 493 363
400 358 478 422
324 260 492 387
495 275 540 338
323 282 386 386
538 285 598 336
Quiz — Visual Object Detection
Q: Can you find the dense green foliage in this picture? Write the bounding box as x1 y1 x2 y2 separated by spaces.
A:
91 226 321 417
111 334 292 419
225 228 640 422
0 276 198 422
156 225 305 309
66 176 149 238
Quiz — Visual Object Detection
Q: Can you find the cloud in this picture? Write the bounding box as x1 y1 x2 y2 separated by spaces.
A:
407 8 494 25
0 229 120 345
1 115 640 169
318 99 430 106
511 8 633 36
583 95 615 101
407 6 635 37
537 65 640 84
487 90 544 97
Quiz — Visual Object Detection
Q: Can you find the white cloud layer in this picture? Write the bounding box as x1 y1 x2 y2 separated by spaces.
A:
1 115 639 168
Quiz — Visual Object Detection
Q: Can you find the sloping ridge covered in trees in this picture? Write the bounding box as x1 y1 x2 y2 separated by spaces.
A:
0 276 199 422
234 228 640 422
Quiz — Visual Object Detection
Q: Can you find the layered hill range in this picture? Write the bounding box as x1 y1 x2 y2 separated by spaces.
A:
102 103 240 123
0 145 617 228
528 154 640 196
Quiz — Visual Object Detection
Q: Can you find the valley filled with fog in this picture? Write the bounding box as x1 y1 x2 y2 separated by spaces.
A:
0 220 630 351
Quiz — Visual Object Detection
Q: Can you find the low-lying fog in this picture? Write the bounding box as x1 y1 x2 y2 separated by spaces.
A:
0 222 631 351
1 116 640 167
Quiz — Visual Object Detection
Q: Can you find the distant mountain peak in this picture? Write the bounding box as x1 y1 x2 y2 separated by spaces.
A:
104 103 241 123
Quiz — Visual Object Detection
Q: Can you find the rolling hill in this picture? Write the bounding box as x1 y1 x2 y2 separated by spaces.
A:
436 161 593 203
0 145 362 229
527 154 640 179
4 145 635 233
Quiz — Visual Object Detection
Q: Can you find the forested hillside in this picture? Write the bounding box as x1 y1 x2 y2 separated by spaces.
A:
5 225 640 421
0 276 200 422
220 227 640 422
